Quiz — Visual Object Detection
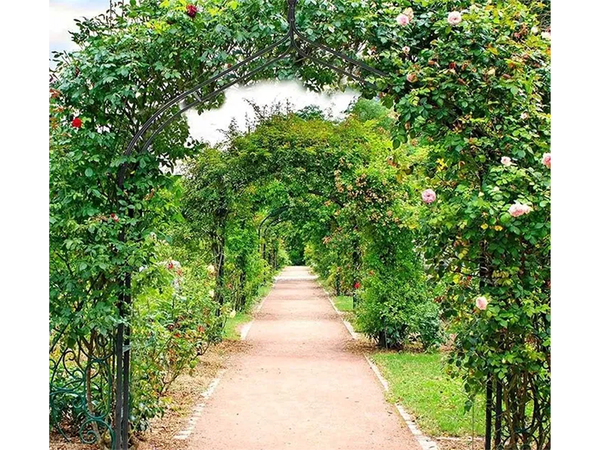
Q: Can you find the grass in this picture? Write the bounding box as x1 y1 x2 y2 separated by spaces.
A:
223 311 253 340
223 284 272 340
371 351 486 438
331 295 359 327
332 295 354 312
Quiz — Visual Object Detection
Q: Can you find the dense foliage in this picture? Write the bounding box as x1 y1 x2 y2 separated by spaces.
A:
378 2 551 447
50 0 550 448
203 103 440 351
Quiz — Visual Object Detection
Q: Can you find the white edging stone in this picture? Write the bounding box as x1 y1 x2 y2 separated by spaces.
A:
174 276 274 439
240 289 269 341
318 278 439 450
323 289 360 340
173 369 225 440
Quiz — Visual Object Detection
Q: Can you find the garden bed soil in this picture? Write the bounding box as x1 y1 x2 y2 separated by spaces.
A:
436 437 485 450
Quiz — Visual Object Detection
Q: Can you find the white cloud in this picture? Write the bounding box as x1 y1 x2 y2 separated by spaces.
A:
185 80 359 146
49 2 106 52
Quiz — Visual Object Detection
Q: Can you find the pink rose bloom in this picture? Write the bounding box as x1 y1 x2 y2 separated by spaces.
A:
403 46 410 55
501 156 513 166
397 13 410 26
475 296 488 310
422 189 436 204
448 11 462 25
407 73 417 83
542 153 551 169
508 202 532 218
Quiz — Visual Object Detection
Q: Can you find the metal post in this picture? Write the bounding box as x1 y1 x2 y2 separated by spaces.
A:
121 338 130 449
114 323 124 450
494 380 503 449
120 271 132 449
485 378 493 450
114 276 131 450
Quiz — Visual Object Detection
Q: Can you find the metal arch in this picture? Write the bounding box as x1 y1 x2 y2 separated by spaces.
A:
258 206 291 259
111 1 394 448
258 206 290 240
261 217 287 269
117 0 390 188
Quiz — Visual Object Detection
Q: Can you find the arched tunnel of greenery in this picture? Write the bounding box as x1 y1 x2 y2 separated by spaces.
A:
101 98 443 432
179 99 439 350
49 0 550 447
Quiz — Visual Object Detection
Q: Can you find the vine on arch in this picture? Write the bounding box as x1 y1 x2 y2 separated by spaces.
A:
50 1 550 449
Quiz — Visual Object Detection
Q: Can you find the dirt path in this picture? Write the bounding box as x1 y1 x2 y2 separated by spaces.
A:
187 266 420 450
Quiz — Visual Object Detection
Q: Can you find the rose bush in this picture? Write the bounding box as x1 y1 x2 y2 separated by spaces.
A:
374 1 551 447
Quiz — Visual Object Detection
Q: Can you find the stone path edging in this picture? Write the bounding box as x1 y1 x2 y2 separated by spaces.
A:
173 280 273 440
240 286 270 341
318 278 440 450
173 369 226 440
174 268 434 448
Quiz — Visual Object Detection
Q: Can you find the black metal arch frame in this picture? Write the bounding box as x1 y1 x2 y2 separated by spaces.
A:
258 208 291 269
258 206 290 255
117 0 387 187
109 1 391 449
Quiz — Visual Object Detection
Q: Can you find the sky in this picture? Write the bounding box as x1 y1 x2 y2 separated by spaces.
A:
49 0 359 145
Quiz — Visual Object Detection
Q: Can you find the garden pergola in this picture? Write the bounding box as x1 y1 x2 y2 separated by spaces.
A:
114 1 388 448
48 1 545 449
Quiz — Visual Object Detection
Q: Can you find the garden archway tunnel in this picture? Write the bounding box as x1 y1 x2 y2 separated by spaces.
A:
49 2 551 449
64 1 395 448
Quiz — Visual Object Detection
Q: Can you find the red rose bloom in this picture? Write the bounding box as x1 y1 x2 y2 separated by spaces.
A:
186 4 197 18
72 117 82 128
354 282 360 289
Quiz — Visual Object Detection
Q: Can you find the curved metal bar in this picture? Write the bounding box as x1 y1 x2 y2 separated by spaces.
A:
50 347 114 448
118 50 293 187
126 40 380 183
139 50 293 156
297 49 379 90
123 0 389 166
292 28 388 79
265 217 285 233
124 34 291 157
258 206 290 241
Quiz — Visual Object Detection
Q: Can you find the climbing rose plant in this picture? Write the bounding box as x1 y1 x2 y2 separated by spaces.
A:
49 0 550 447
375 1 550 447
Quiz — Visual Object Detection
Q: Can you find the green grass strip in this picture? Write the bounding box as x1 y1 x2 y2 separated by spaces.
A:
332 295 354 312
371 351 486 437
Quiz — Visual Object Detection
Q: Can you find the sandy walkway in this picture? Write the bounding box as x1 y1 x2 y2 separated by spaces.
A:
188 266 420 450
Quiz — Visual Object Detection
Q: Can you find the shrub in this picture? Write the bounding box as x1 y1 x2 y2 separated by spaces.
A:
356 232 441 350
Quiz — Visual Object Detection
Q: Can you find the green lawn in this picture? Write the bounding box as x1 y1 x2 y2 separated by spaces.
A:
371 351 486 438
332 295 354 312
223 311 253 340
